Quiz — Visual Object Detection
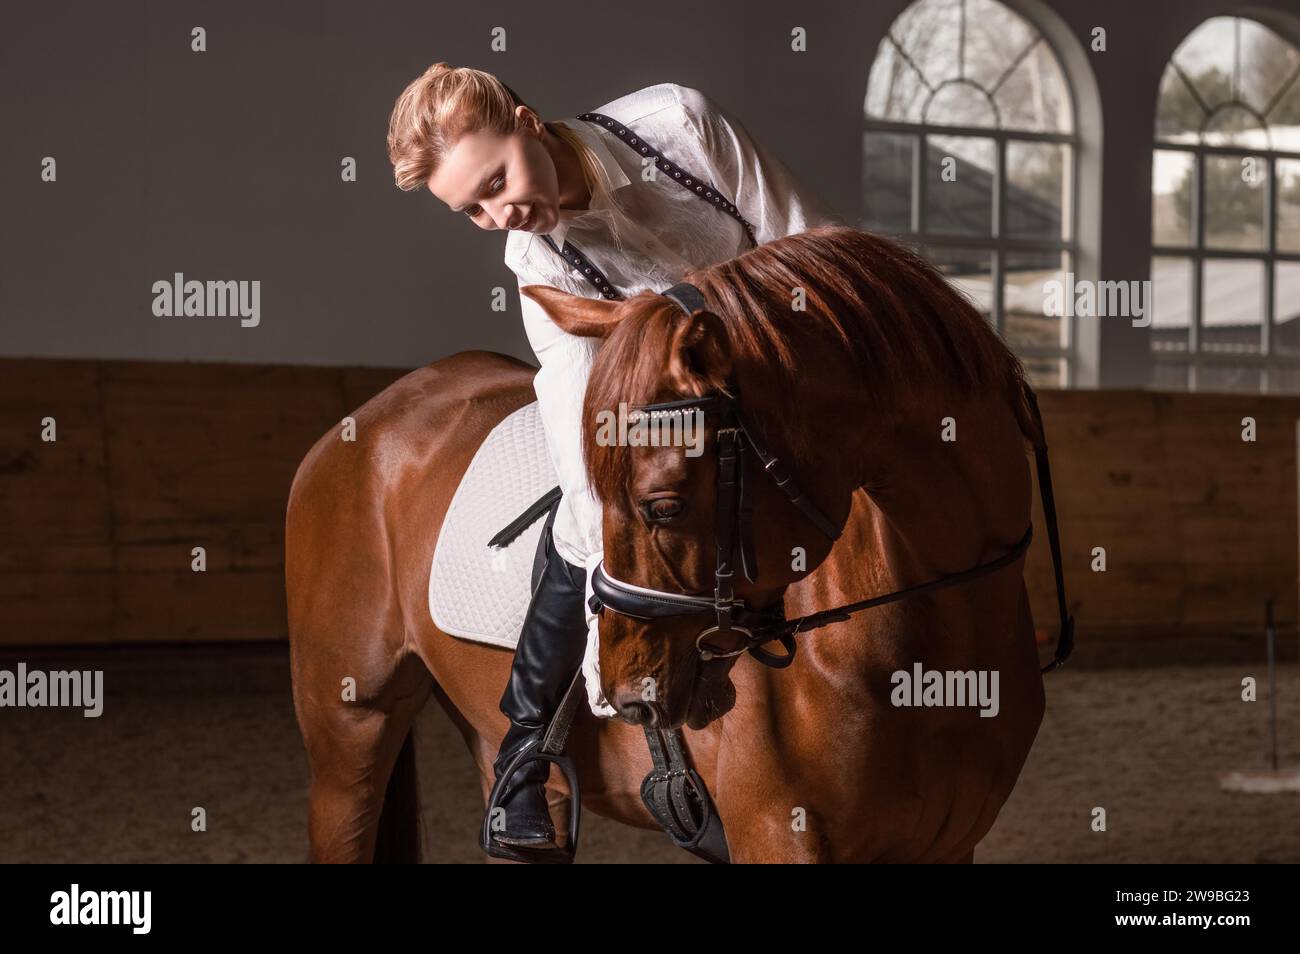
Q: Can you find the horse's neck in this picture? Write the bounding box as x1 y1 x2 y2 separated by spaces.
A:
741 354 1030 594
841 398 1032 596
787 404 1030 679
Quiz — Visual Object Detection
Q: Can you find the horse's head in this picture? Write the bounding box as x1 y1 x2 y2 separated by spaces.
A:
521 281 847 730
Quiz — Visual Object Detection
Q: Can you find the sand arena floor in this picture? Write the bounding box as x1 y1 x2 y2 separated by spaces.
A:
2 640 1297 864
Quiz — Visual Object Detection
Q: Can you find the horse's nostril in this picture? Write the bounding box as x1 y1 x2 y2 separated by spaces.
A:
612 690 658 726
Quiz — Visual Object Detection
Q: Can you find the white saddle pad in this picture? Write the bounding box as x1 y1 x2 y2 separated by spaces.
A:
429 401 558 649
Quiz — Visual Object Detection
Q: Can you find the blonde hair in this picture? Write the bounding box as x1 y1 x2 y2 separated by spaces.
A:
386 62 613 209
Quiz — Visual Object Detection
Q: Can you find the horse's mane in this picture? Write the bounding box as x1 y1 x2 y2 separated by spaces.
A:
582 225 1039 503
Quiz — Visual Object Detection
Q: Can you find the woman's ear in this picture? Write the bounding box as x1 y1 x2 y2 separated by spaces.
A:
520 285 623 338
665 309 732 396
514 105 544 137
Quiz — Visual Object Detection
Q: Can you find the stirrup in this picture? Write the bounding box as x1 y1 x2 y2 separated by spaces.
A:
479 670 585 864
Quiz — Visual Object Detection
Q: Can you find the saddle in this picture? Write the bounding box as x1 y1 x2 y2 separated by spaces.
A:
427 402 559 652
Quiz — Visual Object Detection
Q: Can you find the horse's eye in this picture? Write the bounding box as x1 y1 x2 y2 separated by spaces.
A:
641 498 687 523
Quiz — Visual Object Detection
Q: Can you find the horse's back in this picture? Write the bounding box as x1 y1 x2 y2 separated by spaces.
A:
289 351 535 497
285 350 537 643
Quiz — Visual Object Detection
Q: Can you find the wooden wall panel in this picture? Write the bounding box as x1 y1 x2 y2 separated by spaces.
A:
0 357 405 646
1025 390 1300 637
1 356 1297 647
0 361 115 642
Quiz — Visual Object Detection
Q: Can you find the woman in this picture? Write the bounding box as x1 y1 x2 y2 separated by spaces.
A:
387 63 838 852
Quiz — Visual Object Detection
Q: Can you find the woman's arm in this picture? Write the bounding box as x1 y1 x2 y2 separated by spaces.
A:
517 270 593 364
681 87 841 243
515 271 603 551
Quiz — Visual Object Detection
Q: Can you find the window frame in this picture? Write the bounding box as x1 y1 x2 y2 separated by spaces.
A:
1150 16 1300 393
862 6 1082 388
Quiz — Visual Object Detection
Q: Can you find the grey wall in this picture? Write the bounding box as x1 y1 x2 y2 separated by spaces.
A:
2 0 1298 387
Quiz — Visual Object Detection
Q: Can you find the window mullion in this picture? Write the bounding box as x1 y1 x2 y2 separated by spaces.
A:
912 134 924 235
1191 151 1205 357
993 137 1006 333
1264 155 1276 360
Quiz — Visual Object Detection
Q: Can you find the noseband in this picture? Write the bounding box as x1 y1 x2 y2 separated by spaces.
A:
587 281 1075 674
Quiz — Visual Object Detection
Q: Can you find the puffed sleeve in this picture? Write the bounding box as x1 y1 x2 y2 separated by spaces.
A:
682 88 841 244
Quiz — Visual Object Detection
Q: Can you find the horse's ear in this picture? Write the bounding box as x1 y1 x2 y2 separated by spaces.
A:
520 285 622 338
665 309 732 396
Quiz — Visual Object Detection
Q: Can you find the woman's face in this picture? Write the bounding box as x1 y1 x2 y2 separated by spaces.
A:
427 110 560 234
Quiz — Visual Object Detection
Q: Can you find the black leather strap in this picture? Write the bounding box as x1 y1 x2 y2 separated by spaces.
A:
639 725 731 864
539 111 757 300
540 234 622 301
662 281 707 316
1024 387 1076 673
488 484 563 549
737 438 758 583
580 112 758 247
758 524 1035 641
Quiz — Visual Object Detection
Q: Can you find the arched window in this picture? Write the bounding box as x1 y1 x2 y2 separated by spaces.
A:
1151 16 1300 393
863 0 1078 388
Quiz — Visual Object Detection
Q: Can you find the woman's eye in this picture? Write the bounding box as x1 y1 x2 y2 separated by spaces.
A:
464 177 505 220
642 498 686 522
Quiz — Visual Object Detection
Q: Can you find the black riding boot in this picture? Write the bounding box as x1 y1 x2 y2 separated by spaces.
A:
487 527 589 847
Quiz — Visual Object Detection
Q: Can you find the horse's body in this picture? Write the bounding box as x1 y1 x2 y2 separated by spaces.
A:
287 360 1043 864
288 227 1048 863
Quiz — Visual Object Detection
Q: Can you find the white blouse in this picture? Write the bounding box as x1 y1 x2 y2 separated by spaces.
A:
505 82 838 559
502 82 838 716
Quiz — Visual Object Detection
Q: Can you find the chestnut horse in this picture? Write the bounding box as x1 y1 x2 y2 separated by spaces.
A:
287 225 1053 863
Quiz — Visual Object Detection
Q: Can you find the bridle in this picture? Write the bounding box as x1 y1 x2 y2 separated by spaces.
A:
587 281 1076 674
